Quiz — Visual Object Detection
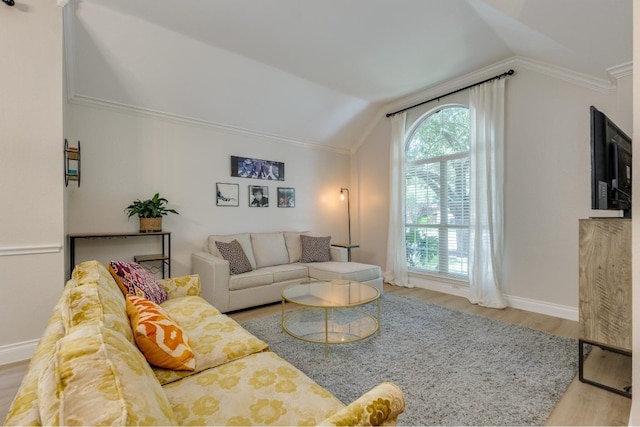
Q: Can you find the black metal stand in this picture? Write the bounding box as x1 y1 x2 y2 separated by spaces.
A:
579 339 631 398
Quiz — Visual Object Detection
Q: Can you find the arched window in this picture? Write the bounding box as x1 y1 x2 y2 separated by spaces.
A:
405 105 470 279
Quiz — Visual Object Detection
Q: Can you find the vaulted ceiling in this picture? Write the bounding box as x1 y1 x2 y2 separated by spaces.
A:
65 0 632 152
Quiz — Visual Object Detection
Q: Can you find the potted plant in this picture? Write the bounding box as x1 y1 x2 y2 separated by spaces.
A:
125 193 179 233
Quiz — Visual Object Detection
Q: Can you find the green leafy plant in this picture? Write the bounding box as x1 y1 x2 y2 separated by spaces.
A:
125 193 179 219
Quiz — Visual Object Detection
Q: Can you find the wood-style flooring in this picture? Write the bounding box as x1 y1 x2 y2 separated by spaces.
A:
0 284 631 425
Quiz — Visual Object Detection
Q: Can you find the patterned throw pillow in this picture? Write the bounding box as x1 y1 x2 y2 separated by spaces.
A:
215 240 253 275
300 235 331 262
126 294 195 371
108 261 168 304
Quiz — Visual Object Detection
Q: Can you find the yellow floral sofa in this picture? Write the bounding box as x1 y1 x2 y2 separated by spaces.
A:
4 260 405 426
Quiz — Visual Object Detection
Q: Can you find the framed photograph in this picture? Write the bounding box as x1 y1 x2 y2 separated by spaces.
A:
216 183 239 207
249 185 269 207
231 156 285 181
277 187 295 208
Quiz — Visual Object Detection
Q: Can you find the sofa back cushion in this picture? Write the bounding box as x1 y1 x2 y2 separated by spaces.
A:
251 232 289 268
284 231 311 263
207 233 257 270
38 323 177 426
68 259 123 296
61 282 133 342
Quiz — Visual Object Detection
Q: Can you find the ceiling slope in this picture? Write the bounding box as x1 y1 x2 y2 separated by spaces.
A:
66 0 632 151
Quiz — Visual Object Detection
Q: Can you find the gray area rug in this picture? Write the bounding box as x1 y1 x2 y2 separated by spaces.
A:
241 293 579 426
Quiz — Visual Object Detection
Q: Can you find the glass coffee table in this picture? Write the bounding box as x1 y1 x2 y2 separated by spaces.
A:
281 279 380 356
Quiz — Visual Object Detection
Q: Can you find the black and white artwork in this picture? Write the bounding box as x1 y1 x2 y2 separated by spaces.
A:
277 187 295 208
249 185 269 207
216 183 239 206
231 156 285 181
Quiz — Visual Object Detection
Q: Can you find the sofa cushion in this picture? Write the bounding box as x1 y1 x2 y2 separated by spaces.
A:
37 323 177 426
305 261 382 283
153 297 269 385
284 231 311 263
251 232 290 268
215 240 253 275
228 269 274 291
208 233 257 269
162 351 345 426
126 294 196 371
300 235 332 262
159 274 202 298
262 264 309 283
109 260 168 304
61 282 133 342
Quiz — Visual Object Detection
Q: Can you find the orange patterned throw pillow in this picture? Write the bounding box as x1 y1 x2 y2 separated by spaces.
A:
125 294 195 371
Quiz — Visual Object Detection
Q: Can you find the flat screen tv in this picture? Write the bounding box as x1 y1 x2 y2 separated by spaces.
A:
590 106 632 218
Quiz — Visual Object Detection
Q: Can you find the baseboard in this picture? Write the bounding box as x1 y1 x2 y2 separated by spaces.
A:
409 275 578 321
0 340 37 365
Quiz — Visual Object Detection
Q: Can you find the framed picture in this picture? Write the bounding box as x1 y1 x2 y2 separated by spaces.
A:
277 187 295 208
249 185 269 207
231 156 285 181
216 183 239 207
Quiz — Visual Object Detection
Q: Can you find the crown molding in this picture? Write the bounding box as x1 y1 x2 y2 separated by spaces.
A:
607 61 633 79
385 56 617 116
353 56 623 153
67 94 350 155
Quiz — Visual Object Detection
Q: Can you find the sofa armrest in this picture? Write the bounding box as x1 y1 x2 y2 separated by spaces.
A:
159 274 201 299
318 382 405 426
330 246 348 262
191 251 231 312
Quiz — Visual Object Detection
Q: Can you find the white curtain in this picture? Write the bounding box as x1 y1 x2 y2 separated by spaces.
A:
468 78 507 308
384 112 411 287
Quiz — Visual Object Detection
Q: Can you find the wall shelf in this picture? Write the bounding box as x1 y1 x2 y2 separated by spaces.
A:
64 139 81 187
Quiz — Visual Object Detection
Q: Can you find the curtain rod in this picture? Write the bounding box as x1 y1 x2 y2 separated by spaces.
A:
386 69 514 118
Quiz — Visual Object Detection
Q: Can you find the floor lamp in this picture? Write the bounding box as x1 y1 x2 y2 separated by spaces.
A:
340 187 351 245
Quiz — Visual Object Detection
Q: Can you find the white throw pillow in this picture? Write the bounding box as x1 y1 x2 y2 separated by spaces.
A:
251 232 289 268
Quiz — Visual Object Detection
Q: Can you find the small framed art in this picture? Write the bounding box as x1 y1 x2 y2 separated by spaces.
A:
216 183 239 206
249 185 269 207
277 187 295 207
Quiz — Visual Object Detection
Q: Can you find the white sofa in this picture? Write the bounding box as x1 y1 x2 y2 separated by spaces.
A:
192 231 383 313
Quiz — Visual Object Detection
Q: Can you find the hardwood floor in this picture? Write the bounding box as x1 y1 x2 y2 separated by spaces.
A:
0 285 631 425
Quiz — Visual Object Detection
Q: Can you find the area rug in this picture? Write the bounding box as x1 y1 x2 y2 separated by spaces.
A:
241 293 579 426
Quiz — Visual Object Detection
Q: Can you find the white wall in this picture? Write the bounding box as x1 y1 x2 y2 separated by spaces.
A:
0 1 65 363
65 103 352 277
354 62 632 319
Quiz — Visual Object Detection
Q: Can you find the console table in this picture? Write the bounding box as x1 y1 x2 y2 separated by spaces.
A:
68 231 171 279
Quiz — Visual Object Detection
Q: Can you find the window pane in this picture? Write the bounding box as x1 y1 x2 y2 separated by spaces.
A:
406 107 470 161
446 157 469 225
405 163 440 225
